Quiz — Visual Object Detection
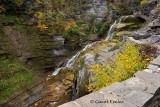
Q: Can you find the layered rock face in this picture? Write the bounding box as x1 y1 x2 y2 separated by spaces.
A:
0 25 55 72
86 0 108 21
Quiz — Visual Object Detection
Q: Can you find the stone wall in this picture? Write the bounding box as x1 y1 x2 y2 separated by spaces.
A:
59 54 160 107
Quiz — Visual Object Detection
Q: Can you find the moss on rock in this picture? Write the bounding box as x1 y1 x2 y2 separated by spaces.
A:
0 57 33 103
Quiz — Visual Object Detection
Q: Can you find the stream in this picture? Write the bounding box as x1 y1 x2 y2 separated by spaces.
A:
52 20 118 76
32 17 123 107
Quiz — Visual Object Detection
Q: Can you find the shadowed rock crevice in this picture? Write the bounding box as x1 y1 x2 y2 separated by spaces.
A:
143 87 160 107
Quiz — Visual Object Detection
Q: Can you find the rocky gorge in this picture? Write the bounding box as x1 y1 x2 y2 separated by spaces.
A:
0 0 160 107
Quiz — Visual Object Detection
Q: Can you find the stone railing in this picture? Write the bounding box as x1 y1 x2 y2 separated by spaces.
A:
59 55 160 107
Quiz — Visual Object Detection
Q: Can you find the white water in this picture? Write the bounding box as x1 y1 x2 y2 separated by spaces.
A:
118 16 123 24
105 15 131 42
105 21 117 41
66 52 81 68
118 15 134 24
52 42 100 76
52 68 62 76
52 19 120 76
66 42 99 68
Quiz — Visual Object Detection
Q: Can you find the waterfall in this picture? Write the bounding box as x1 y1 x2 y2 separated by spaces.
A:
105 21 117 41
52 19 121 76
66 52 81 68
52 68 62 76
118 16 123 24
105 15 131 41
118 15 134 24
52 42 98 76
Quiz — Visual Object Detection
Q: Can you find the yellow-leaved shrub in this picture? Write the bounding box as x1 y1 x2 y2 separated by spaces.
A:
65 21 76 31
87 42 147 92
114 42 145 79
0 5 6 13
140 0 150 6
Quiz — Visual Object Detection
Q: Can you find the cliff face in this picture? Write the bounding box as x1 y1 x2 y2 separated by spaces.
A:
0 0 109 73
0 24 54 73
0 0 110 106
0 0 114 73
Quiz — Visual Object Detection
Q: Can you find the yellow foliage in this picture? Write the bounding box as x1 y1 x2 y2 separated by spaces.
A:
15 0 24 7
37 20 48 31
115 42 145 77
36 0 43 4
35 12 44 19
37 24 48 31
59 0 65 5
87 42 146 92
54 18 67 35
140 0 150 6
0 5 6 13
34 11 48 31
87 64 115 92
65 21 76 31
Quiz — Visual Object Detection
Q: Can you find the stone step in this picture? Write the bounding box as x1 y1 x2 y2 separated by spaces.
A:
59 91 136 107
124 90 152 107
99 82 131 97
151 55 160 66
58 101 79 107
134 71 160 87
101 93 136 107
59 71 160 107
75 92 104 107
147 64 159 71
122 77 147 92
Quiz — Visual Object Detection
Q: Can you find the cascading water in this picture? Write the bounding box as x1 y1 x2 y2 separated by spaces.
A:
117 15 132 42
66 52 81 68
105 15 130 42
118 16 123 24
52 42 98 76
51 68 62 76
49 16 131 107
118 15 134 24
105 21 117 41
52 18 123 76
